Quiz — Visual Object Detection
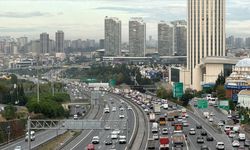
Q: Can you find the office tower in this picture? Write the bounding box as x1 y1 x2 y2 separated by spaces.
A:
158 21 174 56
174 24 187 56
129 17 146 57
99 39 105 49
105 16 121 56
31 40 40 55
17 37 28 53
235 38 244 49
49 39 55 53
245 37 250 49
40 33 49 54
226 36 235 49
187 0 225 90
55 30 64 53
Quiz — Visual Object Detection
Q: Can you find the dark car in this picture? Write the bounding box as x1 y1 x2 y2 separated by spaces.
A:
244 140 250 147
197 137 204 143
201 145 209 150
206 136 214 141
104 138 112 145
196 124 202 129
200 130 207 136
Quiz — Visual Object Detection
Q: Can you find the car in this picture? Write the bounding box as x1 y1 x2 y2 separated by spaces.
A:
119 114 125 118
244 140 250 147
73 114 78 120
238 145 245 150
153 134 159 140
120 107 124 111
228 131 236 138
239 133 246 141
189 128 196 135
104 125 111 130
144 108 149 112
104 138 112 145
200 145 210 150
183 122 189 127
162 128 168 134
208 117 213 122
127 106 132 110
210 112 215 116
227 114 232 118
197 137 204 143
112 107 116 112
14 146 22 150
218 121 224 126
118 135 126 144
91 136 100 144
206 136 214 141
200 130 207 136
232 139 240 147
196 124 202 129
216 142 225 150
224 125 231 132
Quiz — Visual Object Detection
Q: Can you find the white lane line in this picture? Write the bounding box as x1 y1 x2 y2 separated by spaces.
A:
189 114 219 142
185 138 189 150
71 107 105 150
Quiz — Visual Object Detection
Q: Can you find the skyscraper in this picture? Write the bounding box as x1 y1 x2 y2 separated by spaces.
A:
226 35 235 49
40 33 49 54
235 37 244 49
55 30 64 53
129 17 146 57
158 21 174 56
104 16 121 56
174 24 187 56
245 37 250 49
187 0 225 90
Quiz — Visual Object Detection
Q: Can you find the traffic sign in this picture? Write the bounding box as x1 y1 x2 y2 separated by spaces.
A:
197 100 208 109
173 82 183 98
219 100 229 110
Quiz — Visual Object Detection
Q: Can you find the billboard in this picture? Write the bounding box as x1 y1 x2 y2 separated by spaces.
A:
219 100 229 110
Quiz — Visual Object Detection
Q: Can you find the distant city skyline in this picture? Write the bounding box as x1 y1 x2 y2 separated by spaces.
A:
0 0 249 41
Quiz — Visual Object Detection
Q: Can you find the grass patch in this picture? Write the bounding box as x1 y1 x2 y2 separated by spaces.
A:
37 131 73 150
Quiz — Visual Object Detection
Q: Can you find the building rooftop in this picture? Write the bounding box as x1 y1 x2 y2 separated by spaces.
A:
201 56 241 65
238 90 250 95
235 58 250 67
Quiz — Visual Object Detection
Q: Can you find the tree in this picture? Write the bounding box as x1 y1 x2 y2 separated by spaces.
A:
216 85 226 100
3 105 17 120
181 89 194 106
214 73 225 89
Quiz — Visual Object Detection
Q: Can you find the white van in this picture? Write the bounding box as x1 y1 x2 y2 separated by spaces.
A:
152 122 158 133
239 133 246 141
104 107 110 113
25 131 35 141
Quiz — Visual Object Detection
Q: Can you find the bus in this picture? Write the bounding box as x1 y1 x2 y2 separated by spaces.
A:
159 115 166 125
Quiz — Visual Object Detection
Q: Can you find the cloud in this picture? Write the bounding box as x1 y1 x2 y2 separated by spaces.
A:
0 11 52 18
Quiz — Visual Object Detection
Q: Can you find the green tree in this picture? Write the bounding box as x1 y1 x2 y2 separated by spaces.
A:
3 105 17 120
216 85 226 100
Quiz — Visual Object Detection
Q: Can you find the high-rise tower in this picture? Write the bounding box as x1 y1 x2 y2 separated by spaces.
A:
187 0 225 90
55 30 64 53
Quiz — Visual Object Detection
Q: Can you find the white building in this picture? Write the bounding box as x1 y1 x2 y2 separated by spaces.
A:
238 90 250 108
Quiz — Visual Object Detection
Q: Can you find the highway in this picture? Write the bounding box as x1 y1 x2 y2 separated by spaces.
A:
62 92 136 150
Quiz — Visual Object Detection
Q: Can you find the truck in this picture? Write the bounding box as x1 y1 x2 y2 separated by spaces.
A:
149 113 156 122
172 133 185 147
167 110 180 118
153 104 161 114
147 138 156 149
203 112 209 118
159 136 170 150
152 122 159 133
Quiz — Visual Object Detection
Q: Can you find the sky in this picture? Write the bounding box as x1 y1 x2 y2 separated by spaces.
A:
0 0 249 41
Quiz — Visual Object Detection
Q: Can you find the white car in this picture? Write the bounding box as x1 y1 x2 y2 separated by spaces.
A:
189 128 196 135
119 114 125 118
92 136 100 144
119 135 126 144
127 106 132 110
104 125 111 130
120 107 124 111
210 112 215 116
216 142 225 150
153 134 159 140
112 107 116 112
209 117 213 122
239 133 246 141
14 146 22 150
162 128 168 134
232 140 240 147
218 122 224 126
